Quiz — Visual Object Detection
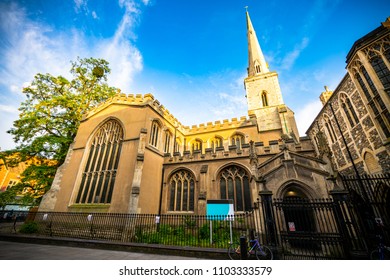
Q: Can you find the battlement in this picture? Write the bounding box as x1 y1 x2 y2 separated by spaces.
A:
184 115 256 133
83 93 256 135
83 93 186 129
164 138 313 164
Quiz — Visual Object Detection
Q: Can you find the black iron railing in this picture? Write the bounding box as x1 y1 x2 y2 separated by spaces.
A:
0 210 257 249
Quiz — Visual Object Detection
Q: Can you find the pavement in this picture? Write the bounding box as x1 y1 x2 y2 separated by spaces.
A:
0 240 208 260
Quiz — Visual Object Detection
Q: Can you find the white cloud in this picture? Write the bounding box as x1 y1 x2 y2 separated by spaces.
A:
295 99 323 136
74 0 88 14
0 104 18 114
92 11 98 19
281 37 309 70
0 1 147 150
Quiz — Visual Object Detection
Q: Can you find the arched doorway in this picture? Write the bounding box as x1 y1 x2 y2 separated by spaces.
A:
282 185 316 233
281 184 318 249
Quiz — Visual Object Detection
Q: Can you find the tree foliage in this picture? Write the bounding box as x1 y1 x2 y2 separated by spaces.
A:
1 57 118 206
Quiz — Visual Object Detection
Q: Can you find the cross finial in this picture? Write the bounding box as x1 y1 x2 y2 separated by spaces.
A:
245 6 248 12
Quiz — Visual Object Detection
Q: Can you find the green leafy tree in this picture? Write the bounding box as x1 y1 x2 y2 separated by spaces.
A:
1 57 118 205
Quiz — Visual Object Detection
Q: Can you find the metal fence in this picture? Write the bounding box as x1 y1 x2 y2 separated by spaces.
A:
0 210 257 249
341 173 390 248
1 173 388 259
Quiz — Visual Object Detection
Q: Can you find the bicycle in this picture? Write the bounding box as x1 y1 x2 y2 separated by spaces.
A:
370 234 390 260
370 218 390 260
228 238 273 260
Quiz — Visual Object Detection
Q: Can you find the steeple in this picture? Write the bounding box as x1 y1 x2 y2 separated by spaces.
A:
243 9 300 139
246 10 269 77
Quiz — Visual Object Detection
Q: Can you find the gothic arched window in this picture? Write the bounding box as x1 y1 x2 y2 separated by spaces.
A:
76 120 123 204
219 165 251 211
169 170 195 212
340 94 359 127
149 121 161 148
370 53 390 90
355 66 390 138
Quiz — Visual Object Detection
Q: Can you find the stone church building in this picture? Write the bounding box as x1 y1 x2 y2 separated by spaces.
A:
39 12 375 215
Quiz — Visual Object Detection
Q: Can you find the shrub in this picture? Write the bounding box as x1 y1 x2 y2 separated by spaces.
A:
19 221 39 234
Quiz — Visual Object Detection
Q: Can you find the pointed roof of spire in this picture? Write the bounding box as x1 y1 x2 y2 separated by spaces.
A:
246 10 269 77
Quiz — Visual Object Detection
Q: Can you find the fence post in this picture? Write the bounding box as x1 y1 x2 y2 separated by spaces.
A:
329 189 352 259
240 235 248 260
259 189 277 246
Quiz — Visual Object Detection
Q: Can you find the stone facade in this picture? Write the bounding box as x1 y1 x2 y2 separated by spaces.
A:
307 18 390 176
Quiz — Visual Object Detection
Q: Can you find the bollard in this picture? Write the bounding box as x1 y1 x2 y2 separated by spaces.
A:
240 235 248 260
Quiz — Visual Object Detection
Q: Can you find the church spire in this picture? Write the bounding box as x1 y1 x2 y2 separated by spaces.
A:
246 10 269 77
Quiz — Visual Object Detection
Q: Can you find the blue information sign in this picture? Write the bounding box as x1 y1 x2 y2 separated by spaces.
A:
206 199 234 220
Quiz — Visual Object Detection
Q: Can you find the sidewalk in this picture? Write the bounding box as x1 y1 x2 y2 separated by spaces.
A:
0 233 227 260
0 240 206 260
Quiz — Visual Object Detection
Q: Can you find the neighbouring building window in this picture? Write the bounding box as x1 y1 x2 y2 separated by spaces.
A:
169 170 195 212
340 94 359 127
355 66 390 138
76 120 123 204
149 121 161 148
369 52 390 91
364 152 382 174
323 116 336 144
219 165 251 211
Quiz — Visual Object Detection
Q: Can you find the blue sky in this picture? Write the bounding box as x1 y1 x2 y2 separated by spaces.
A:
0 0 389 151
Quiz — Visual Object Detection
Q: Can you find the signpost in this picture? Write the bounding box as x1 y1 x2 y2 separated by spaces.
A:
206 200 234 244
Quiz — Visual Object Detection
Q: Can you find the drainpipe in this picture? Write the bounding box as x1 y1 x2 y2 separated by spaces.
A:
158 167 165 216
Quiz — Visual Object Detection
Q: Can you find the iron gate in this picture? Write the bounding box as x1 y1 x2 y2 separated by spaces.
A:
273 198 346 259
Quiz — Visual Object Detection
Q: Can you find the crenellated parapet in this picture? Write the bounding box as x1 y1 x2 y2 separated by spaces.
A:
82 93 187 129
83 93 257 135
184 115 256 134
164 137 314 164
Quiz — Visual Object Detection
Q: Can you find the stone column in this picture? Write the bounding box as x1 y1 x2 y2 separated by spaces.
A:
128 128 147 214
38 143 74 212
259 187 278 246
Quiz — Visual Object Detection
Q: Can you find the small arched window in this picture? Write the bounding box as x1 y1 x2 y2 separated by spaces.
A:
149 121 161 148
192 140 202 152
164 130 172 153
231 134 245 148
261 91 268 107
210 137 223 152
